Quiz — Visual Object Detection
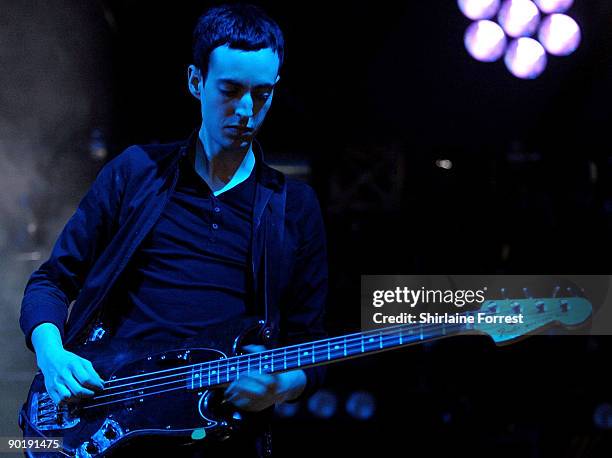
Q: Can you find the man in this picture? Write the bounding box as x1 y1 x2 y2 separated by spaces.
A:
19 4 327 456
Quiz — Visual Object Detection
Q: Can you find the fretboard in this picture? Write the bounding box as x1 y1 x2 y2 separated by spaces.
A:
187 314 475 390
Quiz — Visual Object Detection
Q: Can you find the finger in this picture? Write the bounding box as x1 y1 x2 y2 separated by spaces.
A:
53 385 72 405
226 379 268 399
248 373 277 390
62 373 95 399
73 364 104 391
242 344 267 353
225 391 266 411
228 394 269 412
81 359 105 386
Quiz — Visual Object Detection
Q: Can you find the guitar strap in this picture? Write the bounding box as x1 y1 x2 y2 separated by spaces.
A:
259 179 286 344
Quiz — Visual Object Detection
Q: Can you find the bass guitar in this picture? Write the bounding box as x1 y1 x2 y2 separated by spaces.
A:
19 295 592 457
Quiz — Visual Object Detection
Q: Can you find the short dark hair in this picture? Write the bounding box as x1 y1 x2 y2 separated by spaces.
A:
192 3 285 82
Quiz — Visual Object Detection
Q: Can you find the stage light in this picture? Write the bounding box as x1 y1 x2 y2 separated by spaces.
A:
498 0 541 37
504 37 547 79
459 0 580 78
464 20 507 62
346 391 376 421
307 390 337 419
538 13 581 56
458 0 501 20
436 159 453 170
89 128 108 161
593 403 612 429
533 0 573 14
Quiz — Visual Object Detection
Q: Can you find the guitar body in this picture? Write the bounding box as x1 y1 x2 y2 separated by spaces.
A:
19 318 264 457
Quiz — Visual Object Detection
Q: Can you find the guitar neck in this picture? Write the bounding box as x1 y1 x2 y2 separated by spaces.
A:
188 313 474 390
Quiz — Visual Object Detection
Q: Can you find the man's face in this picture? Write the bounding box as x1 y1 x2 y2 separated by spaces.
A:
193 44 280 152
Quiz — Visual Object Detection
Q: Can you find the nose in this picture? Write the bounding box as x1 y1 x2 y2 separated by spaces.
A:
235 92 254 118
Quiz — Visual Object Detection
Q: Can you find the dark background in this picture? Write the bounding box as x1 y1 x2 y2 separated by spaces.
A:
3 0 612 456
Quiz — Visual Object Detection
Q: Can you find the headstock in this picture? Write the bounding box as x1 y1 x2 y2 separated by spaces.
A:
472 296 592 344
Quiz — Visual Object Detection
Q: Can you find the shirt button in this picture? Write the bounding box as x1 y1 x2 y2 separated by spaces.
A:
212 223 219 230
214 207 221 213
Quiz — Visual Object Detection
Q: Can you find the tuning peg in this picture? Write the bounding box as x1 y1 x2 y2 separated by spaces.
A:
500 288 507 300
552 286 560 298
522 287 532 299
566 286 577 297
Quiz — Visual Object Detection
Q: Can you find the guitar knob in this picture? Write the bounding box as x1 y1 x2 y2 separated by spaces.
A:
86 442 99 454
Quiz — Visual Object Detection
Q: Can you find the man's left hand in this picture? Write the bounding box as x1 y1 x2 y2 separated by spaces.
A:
223 345 307 412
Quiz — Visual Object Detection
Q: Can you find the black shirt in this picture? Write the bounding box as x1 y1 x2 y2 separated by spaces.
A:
113 153 256 341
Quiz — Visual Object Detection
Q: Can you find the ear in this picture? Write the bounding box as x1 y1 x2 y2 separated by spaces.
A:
187 64 202 100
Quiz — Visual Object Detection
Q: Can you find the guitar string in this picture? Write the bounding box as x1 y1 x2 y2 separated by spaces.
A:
99 303 569 387
82 325 452 409
94 306 521 391
90 306 574 399
79 307 574 410
88 323 461 400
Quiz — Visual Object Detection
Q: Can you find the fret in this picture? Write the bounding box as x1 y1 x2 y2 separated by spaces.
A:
379 331 383 349
216 360 220 385
271 351 274 373
226 360 230 383
343 337 347 357
199 364 202 388
259 353 262 374
248 354 251 376
420 325 423 340
312 343 315 364
399 328 403 345
361 335 365 353
207 362 211 387
297 347 301 367
283 348 287 370
327 340 331 360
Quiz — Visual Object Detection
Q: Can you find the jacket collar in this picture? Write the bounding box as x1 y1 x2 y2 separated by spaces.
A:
180 129 285 193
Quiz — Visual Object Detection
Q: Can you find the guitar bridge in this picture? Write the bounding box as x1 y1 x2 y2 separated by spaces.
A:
30 392 80 430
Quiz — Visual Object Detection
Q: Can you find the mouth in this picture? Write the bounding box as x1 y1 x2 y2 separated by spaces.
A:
225 126 254 134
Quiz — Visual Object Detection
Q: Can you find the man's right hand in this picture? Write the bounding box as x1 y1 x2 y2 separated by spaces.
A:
31 323 104 405
36 348 105 405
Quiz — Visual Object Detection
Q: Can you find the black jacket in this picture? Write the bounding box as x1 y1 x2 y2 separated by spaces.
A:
20 131 328 400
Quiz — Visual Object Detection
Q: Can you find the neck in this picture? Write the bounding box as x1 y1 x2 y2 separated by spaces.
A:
196 127 252 191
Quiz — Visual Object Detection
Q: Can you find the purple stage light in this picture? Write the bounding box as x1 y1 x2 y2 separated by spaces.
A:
533 0 574 14
498 0 541 37
464 20 507 62
504 37 547 79
458 0 501 20
538 14 581 56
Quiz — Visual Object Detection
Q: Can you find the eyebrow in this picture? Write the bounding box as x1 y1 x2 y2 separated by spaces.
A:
217 78 275 89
